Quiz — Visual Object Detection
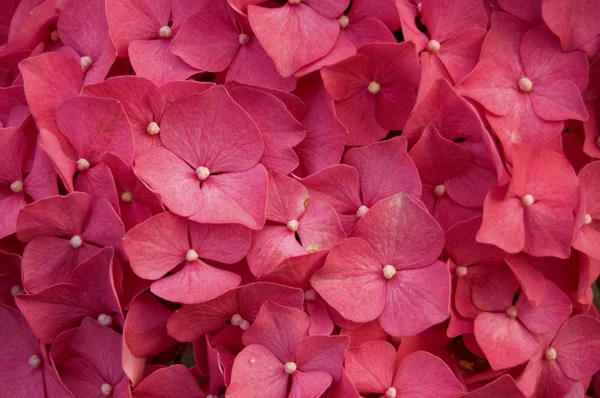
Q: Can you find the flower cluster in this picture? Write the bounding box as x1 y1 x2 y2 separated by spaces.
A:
1 0 600 397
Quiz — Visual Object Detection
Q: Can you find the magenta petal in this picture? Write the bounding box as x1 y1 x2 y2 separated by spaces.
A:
247 226 305 278
132 365 204 398
248 3 339 77
60 357 106 398
227 344 288 398
477 187 525 254
393 351 465 398
295 335 349 381
288 370 332 398
243 302 309 363
265 172 309 224
310 238 386 323
129 38 198 86
462 375 525 398
344 340 396 394
515 281 570 334
552 315 600 380
124 293 175 358
297 201 346 252
189 222 251 264
352 193 444 270
474 312 537 370
505 253 547 307
74 163 120 214
542 0 600 51
379 261 450 337
124 212 189 280
471 267 519 312
445 217 508 266
306 299 335 336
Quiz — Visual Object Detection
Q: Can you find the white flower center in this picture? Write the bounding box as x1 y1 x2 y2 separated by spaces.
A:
506 306 518 318
196 166 210 181
417 2 422 13
385 386 397 398
121 192 133 202
159 26 172 38
284 361 297 374
80 56 93 71
427 40 441 53
186 249 199 262
519 77 533 92
77 158 91 171
29 354 41 368
456 266 468 277
10 180 23 193
97 314 112 326
383 265 397 279
367 81 381 94
338 15 349 28
146 121 160 135
11 285 24 296
434 184 446 196
584 214 593 225
304 289 317 301
544 347 557 360
287 219 299 232
70 235 83 248
288 0 301 3
101 383 112 396
239 33 250 45
356 205 369 218
50 31 59 42
521 194 534 207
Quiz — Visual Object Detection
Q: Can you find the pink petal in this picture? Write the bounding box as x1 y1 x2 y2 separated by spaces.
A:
340 320 389 347
247 226 306 278
445 217 508 266
477 187 526 254
19 53 83 133
295 335 349 381
243 301 310 363
60 357 107 398
505 253 547 307
344 136 421 204
289 370 332 398
297 200 346 252
541 0 600 51
344 340 396 394
515 281 570 334
474 312 537 370
471 267 519 312
74 163 120 214
529 80 588 122
261 251 328 291
129 38 198 86
552 315 600 380
156 86 264 173
248 3 339 77
150 260 241 304
228 344 288 398
420 0 487 42
352 192 444 270
310 237 386 323
265 172 309 224
306 299 334 336
132 365 205 398
393 351 465 397
437 28 487 84
124 293 175 358
123 212 189 280
461 375 525 398
189 222 251 264
379 261 450 337
226 85 305 175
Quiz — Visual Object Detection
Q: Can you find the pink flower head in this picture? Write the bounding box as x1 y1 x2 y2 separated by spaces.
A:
300 136 421 232
0 117 58 238
123 211 251 304
51 317 129 398
227 302 350 398
573 161 600 262
542 0 600 52
321 42 420 145
292 73 347 178
105 0 210 84
132 365 206 398
0 305 72 397
226 83 306 175
134 86 268 229
477 144 579 258
55 0 117 85
15 248 123 344
311 192 450 336
294 0 398 77
123 292 175 359
167 281 304 342
344 341 465 398
39 95 134 210
17 192 124 293
456 13 589 150
247 172 345 277
172 5 296 91
471 267 571 370
19 52 83 134
84 76 213 157
517 315 600 398
245 0 350 77
410 0 489 99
